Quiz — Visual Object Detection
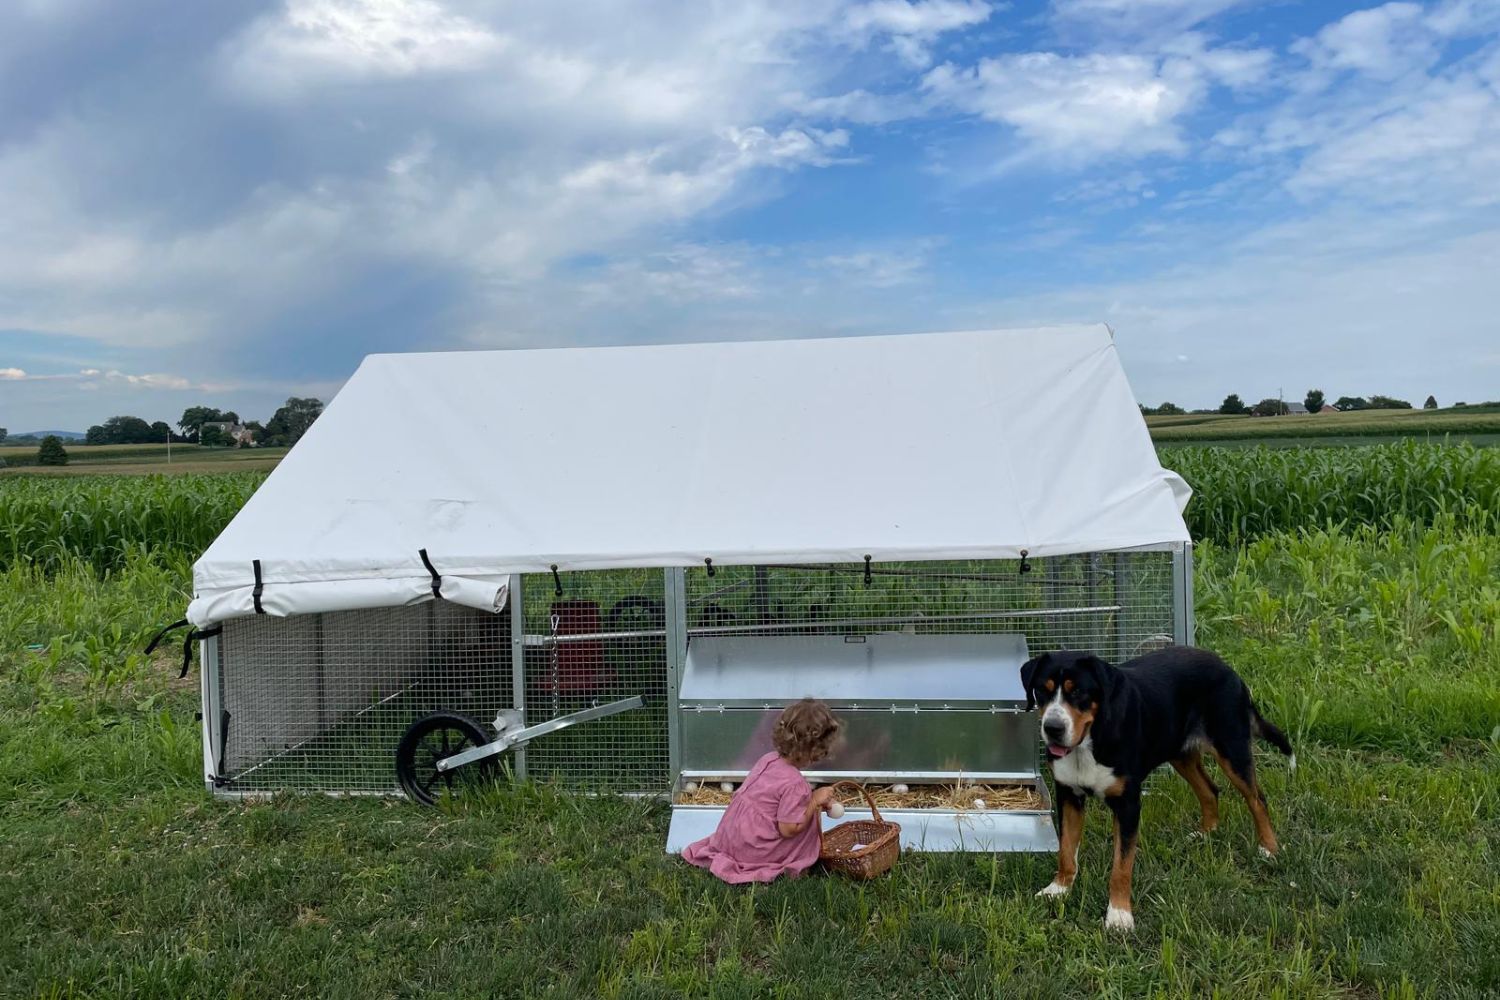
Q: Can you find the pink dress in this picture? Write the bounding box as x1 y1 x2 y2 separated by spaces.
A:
682 752 821 884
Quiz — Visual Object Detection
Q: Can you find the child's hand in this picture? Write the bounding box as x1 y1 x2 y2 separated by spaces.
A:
811 786 837 811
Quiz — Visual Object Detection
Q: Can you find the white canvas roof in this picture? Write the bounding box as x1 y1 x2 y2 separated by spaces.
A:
188 325 1191 626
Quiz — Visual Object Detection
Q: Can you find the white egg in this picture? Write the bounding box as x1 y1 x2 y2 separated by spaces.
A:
891 783 909 794
720 781 735 793
973 798 988 810
683 781 698 793
827 801 845 819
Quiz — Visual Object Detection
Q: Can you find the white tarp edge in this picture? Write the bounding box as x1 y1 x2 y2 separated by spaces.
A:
187 576 507 627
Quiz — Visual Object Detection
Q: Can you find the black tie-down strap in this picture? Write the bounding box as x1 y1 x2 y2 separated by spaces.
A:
145 619 190 656
178 626 223 678
419 548 442 598
252 559 265 613
143 619 222 678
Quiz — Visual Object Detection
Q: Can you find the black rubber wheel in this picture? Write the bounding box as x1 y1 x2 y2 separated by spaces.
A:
607 595 665 633
395 712 496 806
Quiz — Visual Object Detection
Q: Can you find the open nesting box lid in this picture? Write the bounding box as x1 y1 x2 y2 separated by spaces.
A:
679 634 1029 711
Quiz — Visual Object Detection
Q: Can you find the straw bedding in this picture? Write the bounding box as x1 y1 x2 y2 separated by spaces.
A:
674 781 1043 811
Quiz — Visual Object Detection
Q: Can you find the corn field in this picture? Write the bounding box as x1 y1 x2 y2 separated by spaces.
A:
1169 440 1500 542
1 442 1497 573
0 473 264 573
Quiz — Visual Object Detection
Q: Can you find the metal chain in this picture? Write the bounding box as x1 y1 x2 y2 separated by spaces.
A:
548 610 561 719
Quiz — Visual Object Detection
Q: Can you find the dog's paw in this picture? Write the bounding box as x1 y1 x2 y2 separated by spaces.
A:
1035 880 1071 898
1257 845 1277 860
1187 829 1208 841
1103 906 1135 933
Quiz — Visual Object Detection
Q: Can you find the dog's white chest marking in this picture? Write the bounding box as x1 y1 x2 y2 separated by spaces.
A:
1051 739 1120 797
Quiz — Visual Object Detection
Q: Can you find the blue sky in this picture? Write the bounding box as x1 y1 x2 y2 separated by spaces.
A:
2 0 1498 431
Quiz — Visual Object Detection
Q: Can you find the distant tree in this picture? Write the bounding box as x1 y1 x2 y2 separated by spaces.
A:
1304 389 1325 413
37 435 68 466
150 420 172 441
1367 395 1413 410
1156 402 1185 415
86 415 156 445
198 425 228 448
242 420 265 445
1139 404 1154 416
178 406 229 438
1454 401 1468 408
1423 395 1438 410
0 427 7 445
262 397 324 447
1218 393 1249 415
1334 396 1368 411
1252 398 1288 417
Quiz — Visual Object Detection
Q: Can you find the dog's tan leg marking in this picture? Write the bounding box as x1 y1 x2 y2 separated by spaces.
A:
1171 753 1220 833
1213 749 1278 856
1038 794 1084 897
1105 812 1137 932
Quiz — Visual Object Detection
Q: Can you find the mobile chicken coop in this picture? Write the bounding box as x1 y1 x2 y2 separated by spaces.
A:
183 326 1193 853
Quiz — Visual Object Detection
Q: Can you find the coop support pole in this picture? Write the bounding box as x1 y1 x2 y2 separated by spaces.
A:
200 633 224 794
509 573 528 781
1172 543 1195 646
665 567 687 785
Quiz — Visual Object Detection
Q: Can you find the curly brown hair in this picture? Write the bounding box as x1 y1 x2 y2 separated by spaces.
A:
773 698 842 768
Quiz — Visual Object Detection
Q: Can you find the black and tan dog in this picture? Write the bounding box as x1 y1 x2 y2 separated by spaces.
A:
1021 647 1294 932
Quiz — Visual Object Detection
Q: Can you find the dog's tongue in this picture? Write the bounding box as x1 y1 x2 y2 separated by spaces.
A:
1046 744 1070 759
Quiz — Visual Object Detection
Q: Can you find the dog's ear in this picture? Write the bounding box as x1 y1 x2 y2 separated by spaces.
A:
1019 654 1046 711
1077 654 1115 701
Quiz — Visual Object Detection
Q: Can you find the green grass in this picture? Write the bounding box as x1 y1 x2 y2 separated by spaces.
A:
0 443 287 471
1 516 1496 997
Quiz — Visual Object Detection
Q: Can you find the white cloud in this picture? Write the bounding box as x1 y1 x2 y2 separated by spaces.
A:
923 52 1201 160
842 0 994 67
227 0 504 87
1291 2 1436 81
1215 5 1500 207
1 367 27 379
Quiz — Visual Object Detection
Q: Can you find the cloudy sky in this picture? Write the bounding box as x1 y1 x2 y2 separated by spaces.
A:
2 0 1498 432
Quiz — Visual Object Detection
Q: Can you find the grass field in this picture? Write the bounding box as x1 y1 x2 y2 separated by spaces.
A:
0 442 288 474
0 450 1496 997
1146 407 1500 444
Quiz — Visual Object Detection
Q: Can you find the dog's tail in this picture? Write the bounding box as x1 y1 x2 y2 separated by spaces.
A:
1252 704 1295 771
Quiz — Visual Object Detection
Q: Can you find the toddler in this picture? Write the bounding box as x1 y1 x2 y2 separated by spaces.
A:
682 698 842 884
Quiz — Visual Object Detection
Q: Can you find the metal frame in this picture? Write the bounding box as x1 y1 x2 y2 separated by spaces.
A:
200 634 222 793
1172 542 1195 646
509 573 527 779
664 567 687 784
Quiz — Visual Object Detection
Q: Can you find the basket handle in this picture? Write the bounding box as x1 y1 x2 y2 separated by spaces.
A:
828 780 885 825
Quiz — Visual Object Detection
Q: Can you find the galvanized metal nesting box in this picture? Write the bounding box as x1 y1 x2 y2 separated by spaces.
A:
667 633 1058 853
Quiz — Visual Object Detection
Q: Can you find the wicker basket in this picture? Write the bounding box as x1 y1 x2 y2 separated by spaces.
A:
819 781 901 879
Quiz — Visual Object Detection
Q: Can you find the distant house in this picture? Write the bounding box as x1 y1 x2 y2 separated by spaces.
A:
1283 402 1308 415
1319 404 1339 414
200 421 257 447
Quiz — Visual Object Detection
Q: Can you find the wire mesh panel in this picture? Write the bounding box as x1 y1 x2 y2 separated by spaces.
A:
215 601 511 794
517 569 671 791
681 554 1176 663
210 552 1177 797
